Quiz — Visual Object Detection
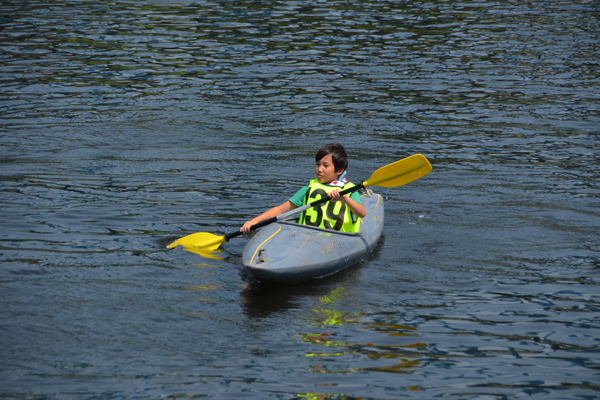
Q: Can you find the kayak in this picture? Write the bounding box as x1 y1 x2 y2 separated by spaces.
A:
242 191 384 284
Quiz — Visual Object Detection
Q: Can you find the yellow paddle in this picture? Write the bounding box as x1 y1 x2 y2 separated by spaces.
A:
167 154 432 251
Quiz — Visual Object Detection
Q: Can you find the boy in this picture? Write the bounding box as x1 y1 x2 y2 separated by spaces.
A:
241 143 366 234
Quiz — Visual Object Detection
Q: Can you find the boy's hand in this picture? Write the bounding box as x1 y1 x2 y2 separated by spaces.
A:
241 220 256 233
239 200 297 234
329 189 347 202
329 189 367 218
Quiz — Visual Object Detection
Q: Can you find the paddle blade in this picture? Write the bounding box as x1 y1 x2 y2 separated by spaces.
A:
167 232 226 251
363 154 432 188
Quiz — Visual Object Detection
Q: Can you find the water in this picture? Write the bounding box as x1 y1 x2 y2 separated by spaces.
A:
1 0 599 398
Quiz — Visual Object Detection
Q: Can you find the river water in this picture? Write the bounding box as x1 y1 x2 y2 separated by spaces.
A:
1 0 599 399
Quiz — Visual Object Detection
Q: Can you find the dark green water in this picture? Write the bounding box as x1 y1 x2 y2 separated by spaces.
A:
1 1 599 399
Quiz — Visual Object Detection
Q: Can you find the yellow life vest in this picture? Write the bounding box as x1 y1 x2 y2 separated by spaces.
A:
299 179 361 233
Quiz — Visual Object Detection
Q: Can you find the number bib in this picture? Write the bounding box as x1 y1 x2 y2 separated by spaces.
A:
299 179 361 233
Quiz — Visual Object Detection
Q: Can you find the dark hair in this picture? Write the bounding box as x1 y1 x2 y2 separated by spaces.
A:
315 143 348 172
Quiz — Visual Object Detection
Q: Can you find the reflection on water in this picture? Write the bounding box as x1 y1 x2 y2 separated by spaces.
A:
298 283 425 376
1 0 599 398
241 263 365 318
180 245 227 260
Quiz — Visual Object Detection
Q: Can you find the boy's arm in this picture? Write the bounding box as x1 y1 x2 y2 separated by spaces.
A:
329 189 367 218
240 201 297 233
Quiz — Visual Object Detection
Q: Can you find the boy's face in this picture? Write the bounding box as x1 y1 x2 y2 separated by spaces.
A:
315 153 344 183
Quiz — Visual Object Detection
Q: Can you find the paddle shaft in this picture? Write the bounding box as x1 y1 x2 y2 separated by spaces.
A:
224 182 366 242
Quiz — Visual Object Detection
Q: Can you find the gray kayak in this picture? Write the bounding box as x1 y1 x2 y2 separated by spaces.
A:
242 192 384 284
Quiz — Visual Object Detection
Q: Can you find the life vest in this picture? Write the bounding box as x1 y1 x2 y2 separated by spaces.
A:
299 179 361 233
